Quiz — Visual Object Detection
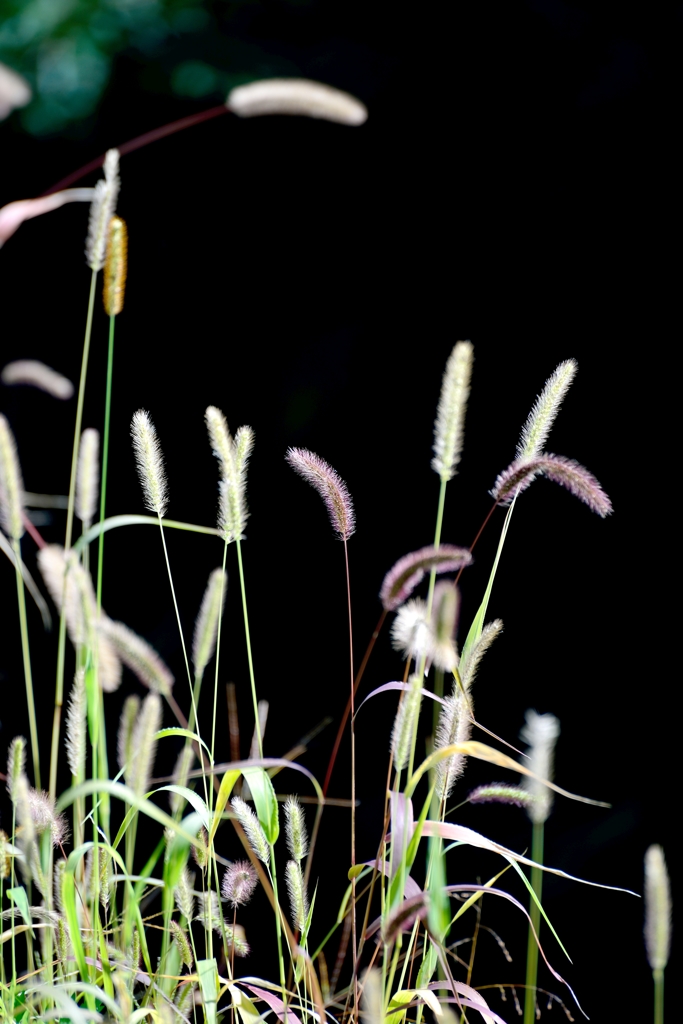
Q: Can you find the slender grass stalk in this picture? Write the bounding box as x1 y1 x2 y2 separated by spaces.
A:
344 537 359 1022
523 821 544 1024
654 968 664 1024
236 538 262 758
50 268 98 801
12 541 40 788
96 313 115 613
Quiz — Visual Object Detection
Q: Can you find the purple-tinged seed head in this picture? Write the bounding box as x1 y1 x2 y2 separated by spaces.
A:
221 860 258 908
380 544 473 612
490 453 612 517
286 447 356 540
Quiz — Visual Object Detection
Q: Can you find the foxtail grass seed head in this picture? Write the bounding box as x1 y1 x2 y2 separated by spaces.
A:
430 581 460 672
174 866 196 922
491 452 613 517
65 669 86 781
520 709 560 824
128 692 162 796
284 796 309 862
205 407 253 543
98 632 123 693
391 599 431 663
286 447 356 540
644 845 671 972
468 783 536 808
0 413 24 540
234 424 255 474
101 618 174 696
225 924 250 958
192 568 227 677
76 428 100 527
231 796 270 864
361 968 383 1024
227 78 367 125
432 341 473 481
516 358 577 461
0 831 10 880
380 544 473 612
391 674 423 773
86 148 120 271
286 859 309 932
196 890 222 933
434 689 472 800
117 694 140 773
131 410 168 518
170 745 196 815
170 920 193 969
6 735 26 799
192 826 209 870
2 359 74 399
460 619 503 691
103 215 128 315
222 860 258 908
38 544 96 647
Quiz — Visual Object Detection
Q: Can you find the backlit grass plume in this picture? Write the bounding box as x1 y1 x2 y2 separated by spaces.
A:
231 796 270 864
521 709 560 824
117 694 140 773
391 674 423 772
227 78 368 125
103 215 128 316
391 599 431 663
459 619 503 690
491 452 612 517
205 406 253 543
126 693 162 796
0 413 24 541
468 783 535 808
286 859 309 932
284 796 309 862
76 428 100 528
101 618 174 696
222 861 258 908
644 845 671 972
286 447 355 540
432 340 473 481
516 358 577 460
86 148 120 272
192 568 227 677
65 669 86 781
1 359 74 399
380 544 472 611
429 581 460 672
131 409 168 518
434 689 471 799
6 735 26 800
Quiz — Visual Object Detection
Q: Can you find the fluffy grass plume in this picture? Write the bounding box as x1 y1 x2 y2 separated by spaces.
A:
170 920 193 969
380 544 472 611
434 689 471 799
170 745 196 815
102 618 174 696
468 783 535 808
225 924 250 958
429 581 460 672
284 796 309 862
391 674 423 772
286 447 356 540
131 409 168 518
86 148 120 271
192 567 227 677
391 599 431 662
0 413 25 540
76 428 100 526
222 861 258 908
231 795 270 864
227 78 367 125
520 709 560 824
196 890 223 933
644 845 671 972
460 619 503 690
491 452 612 517
174 865 196 922
127 693 162 796
6 735 26 799
117 694 140 773
103 215 128 316
2 359 74 399
65 669 86 780
205 406 253 543
516 358 577 461
285 859 309 932
432 340 473 481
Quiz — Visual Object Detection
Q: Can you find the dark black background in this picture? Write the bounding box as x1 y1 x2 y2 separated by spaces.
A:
1 2 676 1019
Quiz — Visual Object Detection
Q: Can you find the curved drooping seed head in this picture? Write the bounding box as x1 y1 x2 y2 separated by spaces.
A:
0 413 24 541
131 410 168 518
86 149 120 271
76 428 100 527
1 360 74 399
286 447 356 540
221 860 258 908
516 358 577 461
284 796 309 862
644 844 671 972
230 796 270 865
65 669 86 781
391 599 431 662
285 859 309 932
432 341 474 482
434 688 472 800
192 568 227 677
103 216 128 316
520 709 560 824
380 544 472 612
227 78 367 126
101 618 174 696
468 783 536 808
491 452 612 517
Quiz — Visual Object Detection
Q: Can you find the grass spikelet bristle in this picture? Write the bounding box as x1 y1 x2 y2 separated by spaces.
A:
103 215 128 315
0 413 25 541
65 669 86 780
196 889 222 933
76 428 100 527
205 406 253 543
285 859 309 932
380 544 473 612
460 619 503 690
6 735 26 799
520 709 560 823
86 148 120 271
284 796 309 862
225 923 251 958
170 920 194 968
391 674 423 772
192 567 227 677
127 692 162 796
516 358 577 461
0 830 10 879
227 78 367 125
468 783 535 808
174 866 196 922
286 446 356 540
221 860 258 908
644 844 671 972
434 688 471 799
1 359 74 399
432 340 473 481
38 544 96 646
231 795 270 864
101 618 174 696
391 599 431 662
130 409 168 518
117 694 140 772
491 452 612 516
429 581 460 672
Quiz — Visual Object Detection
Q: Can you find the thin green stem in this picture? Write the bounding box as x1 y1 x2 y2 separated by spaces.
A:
13 539 40 788
653 968 664 1024
96 313 115 613
269 853 286 994
50 268 98 801
236 538 262 757
523 820 544 1024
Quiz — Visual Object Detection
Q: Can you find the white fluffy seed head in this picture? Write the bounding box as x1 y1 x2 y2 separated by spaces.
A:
0 413 24 540
101 618 174 696
391 599 431 662
205 407 253 543
231 796 270 864
227 78 367 126
391 674 423 773
1 360 74 399
285 859 309 933
127 693 162 797
86 149 120 271
520 709 560 824
516 359 577 461
131 410 168 518
65 669 86 781
284 796 309 862
76 428 100 527
432 341 473 481
192 568 227 678
644 845 671 972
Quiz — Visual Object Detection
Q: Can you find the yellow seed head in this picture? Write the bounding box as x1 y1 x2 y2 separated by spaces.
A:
103 216 128 316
